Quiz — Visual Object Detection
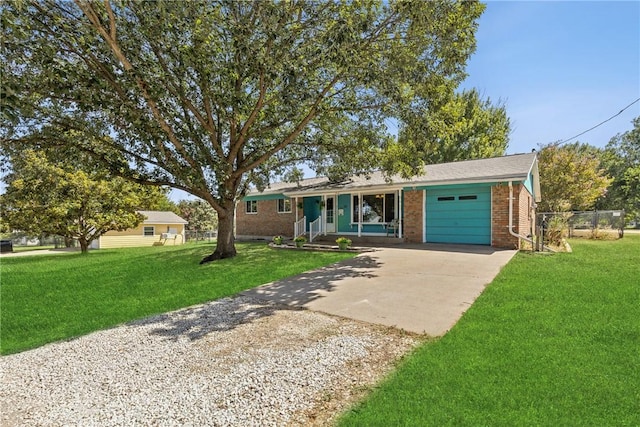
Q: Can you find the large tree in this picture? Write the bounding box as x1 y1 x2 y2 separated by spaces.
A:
392 89 510 169
537 143 612 212
597 117 640 221
0 150 167 252
1 0 485 262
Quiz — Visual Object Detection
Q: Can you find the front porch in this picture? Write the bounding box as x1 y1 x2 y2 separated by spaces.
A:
290 190 403 243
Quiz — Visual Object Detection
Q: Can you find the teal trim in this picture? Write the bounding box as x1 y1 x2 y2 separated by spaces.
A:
524 173 534 196
243 194 288 201
426 186 491 245
337 194 352 233
303 196 321 227
358 223 387 233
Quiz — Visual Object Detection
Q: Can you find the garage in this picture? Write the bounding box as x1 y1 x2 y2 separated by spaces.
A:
425 186 491 245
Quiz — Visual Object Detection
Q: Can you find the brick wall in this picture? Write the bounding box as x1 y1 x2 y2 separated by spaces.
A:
518 185 534 239
491 183 534 249
403 190 423 243
236 199 296 238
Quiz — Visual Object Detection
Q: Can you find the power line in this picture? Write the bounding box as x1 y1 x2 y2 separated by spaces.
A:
553 97 640 146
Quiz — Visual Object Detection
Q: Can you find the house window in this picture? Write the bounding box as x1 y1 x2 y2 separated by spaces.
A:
245 200 257 214
352 193 396 223
143 226 155 236
277 198 292 213
458 195 477 200
437 196 455 201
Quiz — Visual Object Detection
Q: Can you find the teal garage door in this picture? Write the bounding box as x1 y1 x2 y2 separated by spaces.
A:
426 186 491 245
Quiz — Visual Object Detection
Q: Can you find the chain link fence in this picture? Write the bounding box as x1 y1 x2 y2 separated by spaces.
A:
184 230 217 242
537 210 625 247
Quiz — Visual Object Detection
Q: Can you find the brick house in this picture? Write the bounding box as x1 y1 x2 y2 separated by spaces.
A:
236 153 541 249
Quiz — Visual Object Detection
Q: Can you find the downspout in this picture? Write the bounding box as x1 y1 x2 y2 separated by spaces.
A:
508 181 537 249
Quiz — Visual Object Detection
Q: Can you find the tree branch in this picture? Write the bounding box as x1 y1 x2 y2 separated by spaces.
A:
74 1 203 176
237 74 341 175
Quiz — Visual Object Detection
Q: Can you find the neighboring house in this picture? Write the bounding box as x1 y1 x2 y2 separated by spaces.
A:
91 211 188 249
237 153 541 249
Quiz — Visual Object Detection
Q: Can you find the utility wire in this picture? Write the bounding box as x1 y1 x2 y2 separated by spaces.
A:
552 97 640 146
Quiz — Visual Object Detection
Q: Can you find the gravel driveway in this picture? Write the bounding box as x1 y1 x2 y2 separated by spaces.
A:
1 296 418 426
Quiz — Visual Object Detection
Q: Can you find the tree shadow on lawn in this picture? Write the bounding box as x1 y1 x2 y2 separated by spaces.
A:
130 253 383 342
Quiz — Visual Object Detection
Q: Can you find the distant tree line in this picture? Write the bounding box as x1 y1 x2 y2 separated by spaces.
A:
538 116 639 223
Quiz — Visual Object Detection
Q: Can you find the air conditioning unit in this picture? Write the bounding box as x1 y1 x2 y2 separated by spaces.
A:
161 233 173 239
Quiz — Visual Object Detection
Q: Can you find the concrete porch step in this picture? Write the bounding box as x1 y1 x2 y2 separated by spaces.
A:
311 234 405 246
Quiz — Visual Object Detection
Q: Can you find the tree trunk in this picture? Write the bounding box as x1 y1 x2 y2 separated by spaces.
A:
79 238 89 253
200 203 236 264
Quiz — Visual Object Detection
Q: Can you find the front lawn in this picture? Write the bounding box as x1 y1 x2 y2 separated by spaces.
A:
339 235 640 426
0 242 356 355
12 245 56 252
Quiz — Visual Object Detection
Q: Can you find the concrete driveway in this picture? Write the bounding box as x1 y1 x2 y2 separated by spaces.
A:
243 244 517 336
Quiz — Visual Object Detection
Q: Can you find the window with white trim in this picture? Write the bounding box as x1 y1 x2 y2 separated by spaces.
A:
143 226 155 236
245 200 258 214
277 198 292 213
352 193 396 223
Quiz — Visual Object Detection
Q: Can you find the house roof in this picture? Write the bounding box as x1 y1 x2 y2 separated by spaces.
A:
250 153 539 197
138 211 188 224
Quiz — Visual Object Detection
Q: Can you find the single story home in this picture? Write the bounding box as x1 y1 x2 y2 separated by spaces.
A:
91 211 188 249
236 152 541 249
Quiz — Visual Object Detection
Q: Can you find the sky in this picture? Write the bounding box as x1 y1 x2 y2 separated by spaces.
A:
459 0 640 154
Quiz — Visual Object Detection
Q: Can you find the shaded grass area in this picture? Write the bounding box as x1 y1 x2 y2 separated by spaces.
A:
0 242 356 355
339 236 640 426
12 245 56 252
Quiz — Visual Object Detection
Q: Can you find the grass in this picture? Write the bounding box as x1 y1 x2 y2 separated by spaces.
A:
0 242 356 355
339 235 640 426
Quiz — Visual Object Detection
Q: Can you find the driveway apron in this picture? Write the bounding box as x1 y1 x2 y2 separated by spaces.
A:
243 244 517 336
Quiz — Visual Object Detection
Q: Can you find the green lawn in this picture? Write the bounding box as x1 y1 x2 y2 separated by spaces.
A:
0 242 356 355
339 236 640 426
12 245 56 252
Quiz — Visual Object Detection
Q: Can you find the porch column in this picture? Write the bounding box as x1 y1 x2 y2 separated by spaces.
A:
358 191 362 237
322 195 326 235
398 189 403 239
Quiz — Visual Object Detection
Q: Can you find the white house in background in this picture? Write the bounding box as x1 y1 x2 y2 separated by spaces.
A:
90 211 188 249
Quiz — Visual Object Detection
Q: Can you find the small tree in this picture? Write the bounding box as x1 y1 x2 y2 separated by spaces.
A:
0 150 159 252
538 143 612 212
176 199 218 239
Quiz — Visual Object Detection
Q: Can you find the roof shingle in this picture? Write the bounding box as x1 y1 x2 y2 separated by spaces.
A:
248 153 538 196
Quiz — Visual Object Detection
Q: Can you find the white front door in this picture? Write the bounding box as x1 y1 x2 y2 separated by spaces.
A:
325 196 336 233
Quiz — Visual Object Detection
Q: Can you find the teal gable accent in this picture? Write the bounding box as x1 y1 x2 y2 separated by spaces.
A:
524 173 534 196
